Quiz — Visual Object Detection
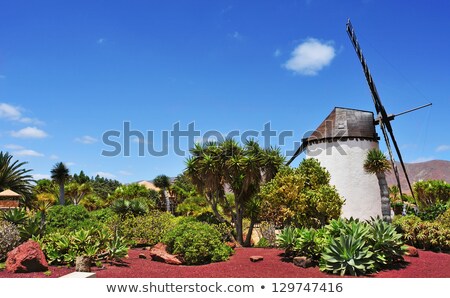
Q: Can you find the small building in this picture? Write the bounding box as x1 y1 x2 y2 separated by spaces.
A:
302 107 383 220
0 189 22 210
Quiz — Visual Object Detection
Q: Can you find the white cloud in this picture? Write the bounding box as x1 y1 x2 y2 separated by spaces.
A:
97 38 106 44
0 103 21 120
119 170 133 176
284 38 336 76
49 154 59 160
11 126 48 138
436 145 450 152
410 156 435 163
65 162 76 166
33 174 50 180
274 49 282 57
95 171 116 179
230 31 243 41
4 144 24 150
0 103 43 125
75 135 98 144
12 149 44 157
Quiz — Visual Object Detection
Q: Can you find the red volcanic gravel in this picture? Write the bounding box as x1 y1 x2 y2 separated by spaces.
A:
1 248 449 278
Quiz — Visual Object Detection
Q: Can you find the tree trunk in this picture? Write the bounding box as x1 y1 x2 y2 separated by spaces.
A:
244 220 255 247
235 201 244 245
377 172 391 222
59 183 65 205
164 189 171 212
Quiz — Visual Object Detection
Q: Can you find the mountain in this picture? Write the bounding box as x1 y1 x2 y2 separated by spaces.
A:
385 160 450 192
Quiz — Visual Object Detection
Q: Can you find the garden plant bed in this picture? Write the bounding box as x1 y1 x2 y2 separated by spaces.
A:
1 248 449 278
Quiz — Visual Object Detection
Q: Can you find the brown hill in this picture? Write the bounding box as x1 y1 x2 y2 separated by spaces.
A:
385 160 450 192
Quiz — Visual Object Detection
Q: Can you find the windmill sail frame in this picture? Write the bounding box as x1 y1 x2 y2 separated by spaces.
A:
346 19 416 200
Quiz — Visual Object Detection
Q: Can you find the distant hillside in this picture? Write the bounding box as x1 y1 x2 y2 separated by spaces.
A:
385 160 450 191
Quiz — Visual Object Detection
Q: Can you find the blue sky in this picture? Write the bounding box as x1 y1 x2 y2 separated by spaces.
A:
1 0 449 183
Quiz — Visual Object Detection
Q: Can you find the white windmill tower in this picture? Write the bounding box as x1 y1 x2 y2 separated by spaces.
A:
286 20 431 221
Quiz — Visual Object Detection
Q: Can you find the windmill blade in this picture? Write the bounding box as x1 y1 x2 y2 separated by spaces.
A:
346 20 416 199
346 20 384 115
379 121 404 195
286 142 306 166
382 116 416 198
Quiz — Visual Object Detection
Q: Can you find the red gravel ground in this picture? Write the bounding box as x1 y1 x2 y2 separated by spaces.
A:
1 248 449 278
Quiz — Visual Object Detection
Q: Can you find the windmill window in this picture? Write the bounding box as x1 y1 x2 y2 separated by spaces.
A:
338 122 345 129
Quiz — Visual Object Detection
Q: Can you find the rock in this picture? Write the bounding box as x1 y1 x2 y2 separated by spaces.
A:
5 240 48 273
293 256 313 268
138 253 147 259
405 245 419 257
75 256 92 272
149 243 182 265
250 256 264 262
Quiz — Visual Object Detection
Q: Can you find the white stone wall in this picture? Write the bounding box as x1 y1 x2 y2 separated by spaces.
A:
306 139 382 220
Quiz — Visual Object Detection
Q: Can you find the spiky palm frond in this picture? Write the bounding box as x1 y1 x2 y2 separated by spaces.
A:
363 149 391 174
0 151 34 205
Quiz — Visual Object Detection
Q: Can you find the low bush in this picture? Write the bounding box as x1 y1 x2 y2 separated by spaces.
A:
35 226 128 265
45 205 90 232
164 218 233 265
0 220 21 261
120 211 176 246
394 215 450 252
416 202 448 221
176 196 210 216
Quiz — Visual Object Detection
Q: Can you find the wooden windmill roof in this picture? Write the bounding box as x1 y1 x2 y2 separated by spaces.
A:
304 107 378 143
0 189 22 198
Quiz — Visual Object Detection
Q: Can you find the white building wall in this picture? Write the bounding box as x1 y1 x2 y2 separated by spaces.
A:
306 139 382 220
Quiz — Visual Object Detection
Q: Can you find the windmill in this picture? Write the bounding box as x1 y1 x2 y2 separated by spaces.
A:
286 20 431 220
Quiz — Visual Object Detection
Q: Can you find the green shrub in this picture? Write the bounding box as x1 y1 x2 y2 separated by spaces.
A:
120 211 175 246
90 208 117 223
417 202 448 221
259 160 344 228
394 215 450 252
0 220 21 261
45 205 90 232
164 218 232 265
176 196 209 216
436 208 450 228
414 180 450 208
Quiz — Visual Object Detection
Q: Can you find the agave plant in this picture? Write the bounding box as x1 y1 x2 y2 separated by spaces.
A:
294 228 320 259
319 234 375 276
369 217 406 267
276 226 300 257
1 207 28 225
107 229 129 262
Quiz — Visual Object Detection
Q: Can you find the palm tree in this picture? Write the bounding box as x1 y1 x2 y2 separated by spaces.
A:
363 148 392 222
50 162 70 205
153 174 171 212
185 139 285 246
0 151 34 206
